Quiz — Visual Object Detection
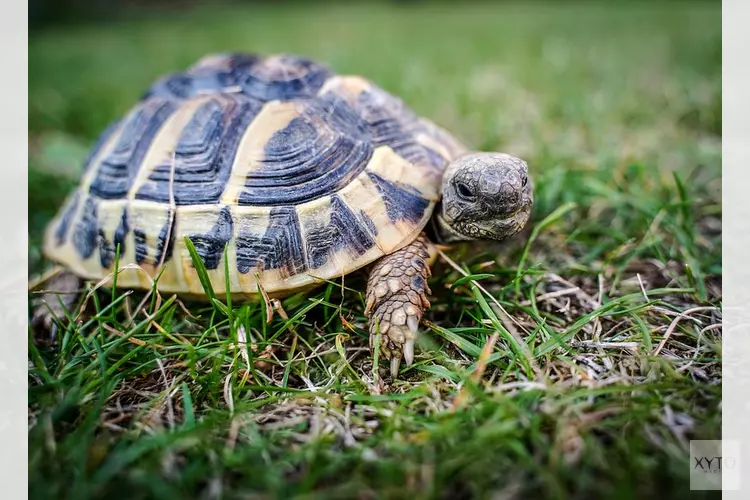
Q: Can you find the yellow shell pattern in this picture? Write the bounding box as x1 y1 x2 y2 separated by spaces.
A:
43 53 467 300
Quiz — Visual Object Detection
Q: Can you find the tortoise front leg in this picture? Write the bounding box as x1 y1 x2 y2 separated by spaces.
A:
364 233 437 377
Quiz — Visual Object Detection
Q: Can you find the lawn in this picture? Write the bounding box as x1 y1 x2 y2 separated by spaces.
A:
28 1 722 498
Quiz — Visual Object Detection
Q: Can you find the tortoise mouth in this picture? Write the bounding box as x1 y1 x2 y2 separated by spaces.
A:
456 203 531 241
442 188 532 224
440 191 532 242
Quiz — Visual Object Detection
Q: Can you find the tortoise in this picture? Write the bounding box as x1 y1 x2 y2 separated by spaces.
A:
35 53 533 377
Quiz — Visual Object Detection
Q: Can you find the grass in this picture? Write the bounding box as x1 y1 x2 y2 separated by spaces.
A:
28 1 722 498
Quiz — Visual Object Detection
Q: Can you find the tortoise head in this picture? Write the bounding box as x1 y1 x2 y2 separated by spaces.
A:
433 152 533 244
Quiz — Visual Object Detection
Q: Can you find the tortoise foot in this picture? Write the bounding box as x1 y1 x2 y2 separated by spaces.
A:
364 233 435 378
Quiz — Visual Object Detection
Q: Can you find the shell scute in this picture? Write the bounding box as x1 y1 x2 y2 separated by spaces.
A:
89 99 178 200
236 206 306 278
186 206 233 271
301 194 377 270
367 172 431 225
134 94 264 206
98 205 130 269
72 196 99 259
234 96 373 206
143 53 333 103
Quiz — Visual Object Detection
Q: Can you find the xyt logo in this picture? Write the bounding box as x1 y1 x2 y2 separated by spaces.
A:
694 456 736 473
690 440 741 491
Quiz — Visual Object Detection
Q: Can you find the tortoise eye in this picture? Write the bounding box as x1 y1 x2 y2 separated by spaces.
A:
456 182 475 201
521 174 528 187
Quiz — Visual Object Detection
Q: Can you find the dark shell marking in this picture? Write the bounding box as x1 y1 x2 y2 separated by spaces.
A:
155 209 176 266
132 210 175 267
135 95 263 205
72 196 99 259
143 53 259 100
54 192 80 246
234 54 332 102
143 53 332 103
89 99 178 200
234 195 378 276
237 97 373 206
367 172 430 225
82 119 122 177
187 206 233 270
134 228 148 265
349 87 447 170
303 195 377 269
99 208 130 268
98 229 115 268
114 208 130 257
236 207 307 277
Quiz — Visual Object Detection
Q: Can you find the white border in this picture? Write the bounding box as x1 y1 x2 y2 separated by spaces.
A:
723 0 750 498
1 0 28 498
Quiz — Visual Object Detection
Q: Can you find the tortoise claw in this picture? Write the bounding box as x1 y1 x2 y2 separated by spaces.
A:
390 356 401 378
407 314 419 334
364 294 376 317
403 338 415 367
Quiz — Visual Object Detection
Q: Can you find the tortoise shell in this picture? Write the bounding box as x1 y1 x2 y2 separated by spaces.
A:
43 53 467 298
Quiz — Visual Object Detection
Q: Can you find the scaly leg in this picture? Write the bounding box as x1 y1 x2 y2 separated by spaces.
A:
364 233 437 377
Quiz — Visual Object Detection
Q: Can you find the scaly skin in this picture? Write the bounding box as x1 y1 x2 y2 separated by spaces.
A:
364 233 437 377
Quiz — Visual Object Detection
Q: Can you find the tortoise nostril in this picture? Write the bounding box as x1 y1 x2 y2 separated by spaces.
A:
520 173 528 188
